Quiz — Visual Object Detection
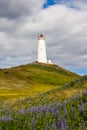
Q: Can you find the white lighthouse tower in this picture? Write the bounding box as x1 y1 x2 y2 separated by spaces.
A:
37 34 47 63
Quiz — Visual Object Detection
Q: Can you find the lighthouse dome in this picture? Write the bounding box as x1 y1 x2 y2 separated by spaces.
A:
38 34 45 40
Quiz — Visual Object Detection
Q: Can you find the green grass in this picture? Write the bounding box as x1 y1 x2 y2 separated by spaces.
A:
0 63 87 129
0 91 87 130
10 75 87 110
0 63 79 103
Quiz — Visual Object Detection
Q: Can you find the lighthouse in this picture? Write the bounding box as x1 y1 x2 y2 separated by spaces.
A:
37 34 47 63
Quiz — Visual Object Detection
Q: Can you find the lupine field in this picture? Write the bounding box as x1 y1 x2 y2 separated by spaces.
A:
0 64 87 129
0 91 87 130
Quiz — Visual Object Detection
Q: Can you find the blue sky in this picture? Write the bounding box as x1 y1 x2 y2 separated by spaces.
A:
43 0 70 8
68 68 87 76
43 0 80 10
43 0 59 8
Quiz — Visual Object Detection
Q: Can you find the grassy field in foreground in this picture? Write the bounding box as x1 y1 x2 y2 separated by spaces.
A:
0 91 87 130
0 63 87 129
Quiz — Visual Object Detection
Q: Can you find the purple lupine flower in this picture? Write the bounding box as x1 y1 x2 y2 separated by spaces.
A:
1 116 6 122
59 103 63 109
46 108 49 114
64 119 68 130
63 101 67 106
64 107 67 118
61 118 67 130
52 123 56 130
47 107 51 113
81 103 85 113
31 119 36 130
8 116 12 121
44 106 49 115
1 116 12 123
43 106 47 115
31 107 37 118
44 105 47 111
33 107 37 113
54 102 57 107
58 118 61 129
71 107 75 119
71 96 75 101
57 109 60 115
83 91 87 96
45 124 49 130
19 109 25 115
61 121 65 130
39 107 43 113
30 107 36 113
78 103 84 114
68 98 71 104
65 123 68 130
51 108 55 116
0 127 2 130
77 94 81 100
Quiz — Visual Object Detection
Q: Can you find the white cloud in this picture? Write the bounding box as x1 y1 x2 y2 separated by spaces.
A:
72 0 87 10
0 0 44 19
59 0 87 10
0 0 87 74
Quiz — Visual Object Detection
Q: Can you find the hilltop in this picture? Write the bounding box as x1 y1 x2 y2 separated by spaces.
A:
0 63 79 102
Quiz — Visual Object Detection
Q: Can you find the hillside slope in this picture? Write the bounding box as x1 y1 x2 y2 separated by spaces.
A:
12 75 87 109
0 63 79 101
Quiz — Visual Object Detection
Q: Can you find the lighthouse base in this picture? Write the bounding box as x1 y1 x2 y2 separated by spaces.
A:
34 60 53 65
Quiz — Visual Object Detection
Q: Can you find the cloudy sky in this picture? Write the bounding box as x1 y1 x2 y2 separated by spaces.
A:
0 0 87 75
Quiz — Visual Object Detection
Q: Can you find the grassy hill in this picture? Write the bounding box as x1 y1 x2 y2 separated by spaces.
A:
11 75 87 109
0 63 79 102
0 63 87 129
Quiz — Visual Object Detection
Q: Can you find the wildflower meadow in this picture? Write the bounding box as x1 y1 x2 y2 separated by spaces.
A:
0 91 87 130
